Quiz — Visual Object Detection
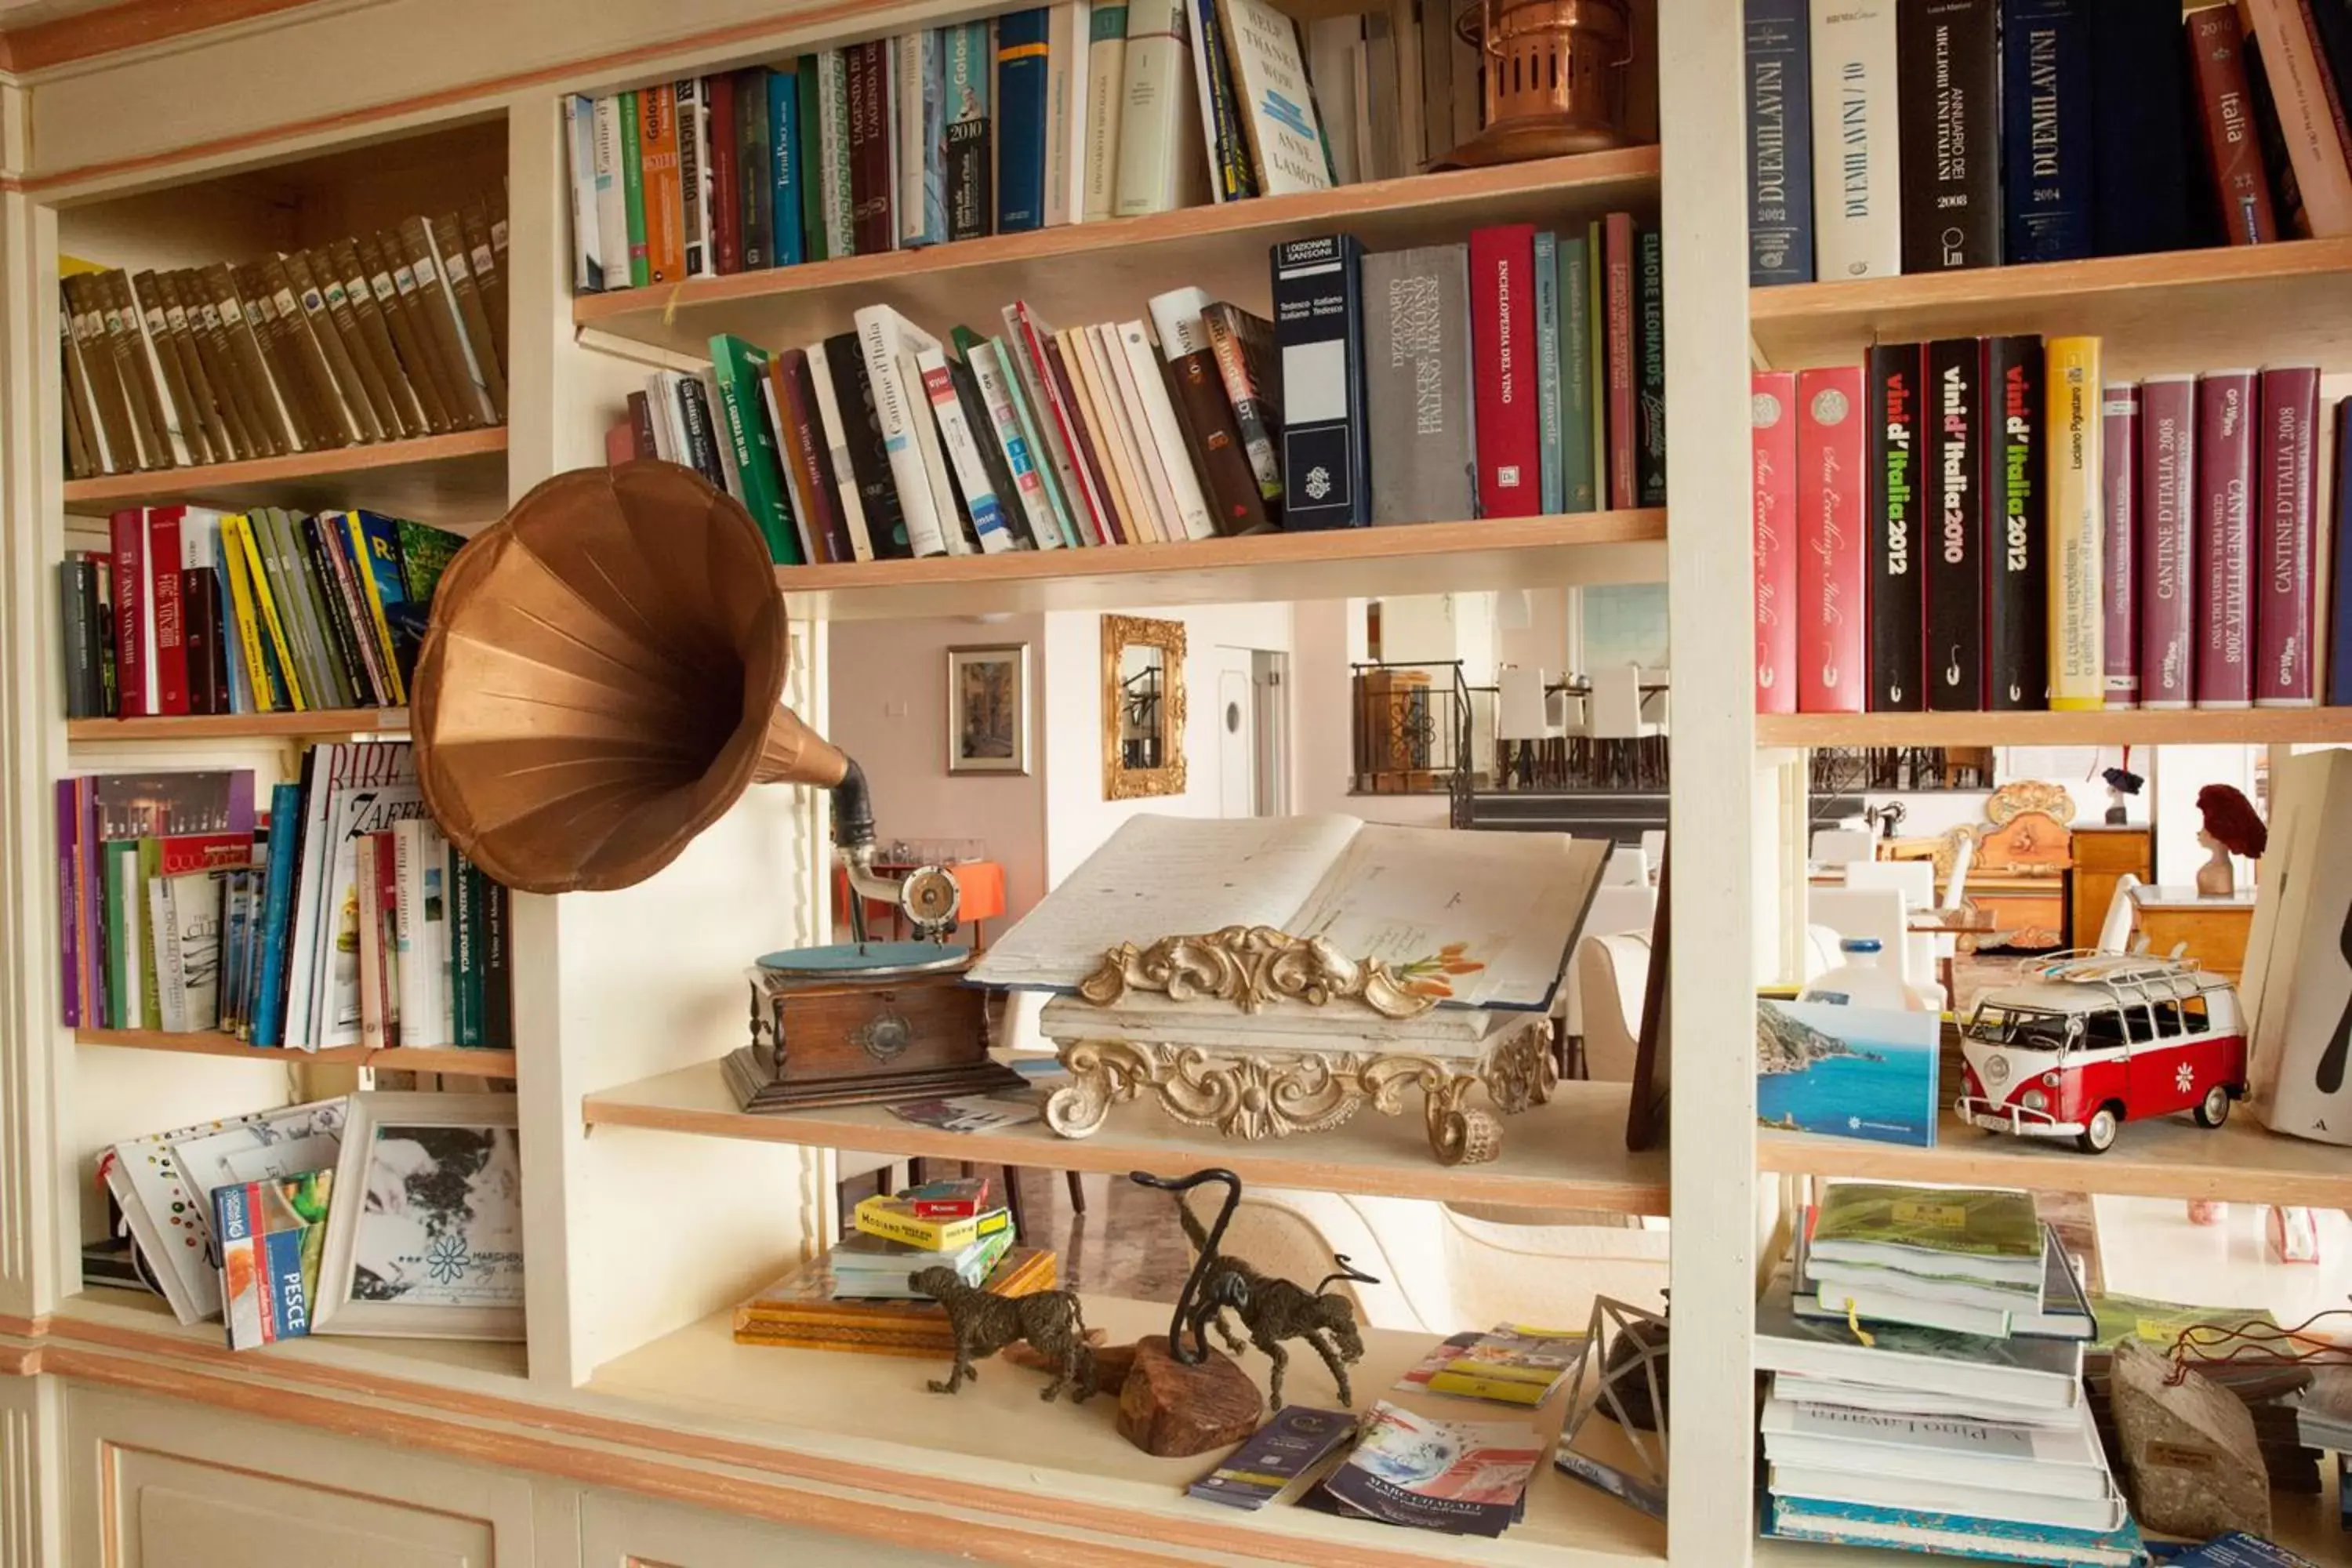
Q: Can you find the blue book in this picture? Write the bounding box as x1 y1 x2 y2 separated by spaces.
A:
2163 1532 2324 1567
2332 399 2352 706
769 63 805 266
1765 1496 2146 1567
2000 0 2094 264
249 779 303 1047
1533 230 1563 514
1744 0 1813 285
905 30 949 248
943 22 993 241
994 9 1050 232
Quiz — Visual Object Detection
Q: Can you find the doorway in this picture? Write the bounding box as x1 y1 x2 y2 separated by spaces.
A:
1214 647 1290 818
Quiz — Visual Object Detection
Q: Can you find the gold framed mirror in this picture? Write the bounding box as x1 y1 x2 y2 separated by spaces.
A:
1102 614 1187 800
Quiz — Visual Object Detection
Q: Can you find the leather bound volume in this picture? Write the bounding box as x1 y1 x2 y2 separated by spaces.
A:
2138 375 2198 709
846 42 895 255
64 275 139 472
240 261 337 448
823 328 911 558
1602 212 1638 511
1925 336 1988 711
129 271 210 466
460 200 508 367
1865 342 1926 712
331 239 423 438
152 271 238 461
358 234 456 434
1468 224 1540 521
394 217 489 426
2190 4 2282 244
286 249 390 442
58 292 103 475
190 267 288 456
97 271 172 468
2254 363 2321 706
428 213 509 420
2196 368 2258 707
224 265 310 449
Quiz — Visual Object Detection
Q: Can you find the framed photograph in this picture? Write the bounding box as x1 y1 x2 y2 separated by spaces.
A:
312 1091 525 1341
946 643 1030 775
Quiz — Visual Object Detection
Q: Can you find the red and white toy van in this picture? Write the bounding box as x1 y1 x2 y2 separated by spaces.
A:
1954 954 2249 1155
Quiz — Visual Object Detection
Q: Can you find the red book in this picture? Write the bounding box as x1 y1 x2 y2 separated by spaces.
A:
2256 364 2321 706
1796 367 1867 713
778 348 852 565
2189 5 2281 245
107 507 146 717
709 71 742 275
2139 376 2198 710
2101 383 2140 708
845 42 894 256
1753 371 1799 713
181 568 216 717
1468 223 1540 519
144 505 189 717
155 832 255 876
603 417 635 465
2196 369 2258 708
1604 212 1638 510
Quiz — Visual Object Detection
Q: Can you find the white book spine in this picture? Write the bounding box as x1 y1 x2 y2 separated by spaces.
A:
1225 0 1334 196
1084 5 1128 219
1119 320 1216 539
916 345 1015 553
852 308 953 557
590 96 631 292
1045 1 1087 225
1808 0 1901 281
136 509 163 714
430 829 453 1047
113 851 143 1028
900 345 971 554
897 34 930 247
150 879 187 1033
644 372 678 462
1094 324 1179 539
676 78 719 279
1113 0 1199 216
394 819 429 1047
806 341 876 561
969 340 1063 549
1388 0 1423 176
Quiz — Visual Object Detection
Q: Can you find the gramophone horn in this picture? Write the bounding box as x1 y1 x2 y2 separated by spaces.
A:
412 461 846 895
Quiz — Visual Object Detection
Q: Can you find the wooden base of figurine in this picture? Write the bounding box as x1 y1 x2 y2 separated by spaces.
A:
1114 1336 1262 1457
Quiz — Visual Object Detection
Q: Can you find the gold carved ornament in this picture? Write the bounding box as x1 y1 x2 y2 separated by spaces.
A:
1102 613 1188 800
1077 925 1437 1018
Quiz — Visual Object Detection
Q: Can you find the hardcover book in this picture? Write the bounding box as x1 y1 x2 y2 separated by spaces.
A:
2255 364 2321 705
2089 0 2196 256
1218 0 1330 196
1534 230 1563 513
2102 383 2140 706
1986 335 2047 709
1797 365 1867 713
2190 5 2281 245
897 30 949 250
2140 375 2198 709
944 24 993 244
1602 212 1638 509
1469 224 1539 520
733 1246 1057 1353
2000 0 2093 263
1272 234 1370 529
1807 0 1901 280
2242 0 2352 237
1203 300 1284 516
2332 400 2352 705
1363 244 1475 524
2198 368 2259 707
1898 0 2000 271
1755 370 1799 713
1148 287 1270 535
1113 0 1207 216
1865 343 1925 712
2044 336 2103 710
1635 225 1667 506
845 42 894 255
996 9 1051 231
1926 336 1987 711
1189 0 1254 204
1045 0 1091 227
1560 234 1596 510
1083 4 1128 218
1746 0 1814 285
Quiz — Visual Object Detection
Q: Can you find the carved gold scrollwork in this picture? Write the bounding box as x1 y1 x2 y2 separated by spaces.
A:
1481 1025 1559 1113
1076 925 1436 1018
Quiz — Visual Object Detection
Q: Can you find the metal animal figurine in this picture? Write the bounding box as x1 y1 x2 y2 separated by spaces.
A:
910 1265 1095 1402
1131 1168 1380 1410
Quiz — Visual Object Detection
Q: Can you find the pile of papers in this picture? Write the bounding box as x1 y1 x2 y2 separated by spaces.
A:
1757 1181 2143 1566
1395 1323 1586 1407
1307 1400 1544 1539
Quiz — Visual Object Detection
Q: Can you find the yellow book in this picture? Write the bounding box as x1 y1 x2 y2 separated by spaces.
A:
2045 336 2104 711
1057 326 1143 544
216 514 276 713
229 513 306 710
339 511 407 705
851 1194 1011 1252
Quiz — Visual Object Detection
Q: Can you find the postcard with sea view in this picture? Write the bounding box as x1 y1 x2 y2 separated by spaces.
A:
1757 1000 1940 1147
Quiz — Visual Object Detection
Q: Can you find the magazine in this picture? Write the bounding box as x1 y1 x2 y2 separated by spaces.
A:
1314 1400 1543 1537
1395 1325 1585 1406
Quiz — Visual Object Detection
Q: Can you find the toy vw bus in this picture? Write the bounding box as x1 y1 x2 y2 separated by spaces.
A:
1954 954 2249 1154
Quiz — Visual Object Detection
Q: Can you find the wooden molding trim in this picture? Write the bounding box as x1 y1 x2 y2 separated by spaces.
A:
0 0 326 75
0 1312 43 1339
0 1343 40 1376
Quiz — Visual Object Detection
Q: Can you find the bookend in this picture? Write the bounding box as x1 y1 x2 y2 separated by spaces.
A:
1040 925 1557 1165
1552 1296 1670 1521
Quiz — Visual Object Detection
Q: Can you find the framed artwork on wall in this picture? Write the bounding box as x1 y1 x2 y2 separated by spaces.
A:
312 1091 525 1340
946 643 1030 775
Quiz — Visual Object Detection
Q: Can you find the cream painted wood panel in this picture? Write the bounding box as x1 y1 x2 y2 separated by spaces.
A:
579 1492 963 1568
64 1386 535 1568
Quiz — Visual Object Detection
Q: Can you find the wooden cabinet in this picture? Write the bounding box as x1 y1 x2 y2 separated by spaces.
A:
2071 826 2155 950
579 1494 962 1568
2132 886 2257 984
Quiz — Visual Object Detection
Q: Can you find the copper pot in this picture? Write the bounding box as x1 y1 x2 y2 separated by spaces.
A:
1442 0 1633 168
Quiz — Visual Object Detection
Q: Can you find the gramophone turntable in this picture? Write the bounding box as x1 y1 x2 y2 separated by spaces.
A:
408 459 1022 1115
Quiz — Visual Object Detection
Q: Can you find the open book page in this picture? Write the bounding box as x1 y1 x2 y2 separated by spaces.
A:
1290 826 1608 1010
970 813 1363 989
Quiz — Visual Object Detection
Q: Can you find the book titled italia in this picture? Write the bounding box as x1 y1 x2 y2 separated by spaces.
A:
1271 234 1369 529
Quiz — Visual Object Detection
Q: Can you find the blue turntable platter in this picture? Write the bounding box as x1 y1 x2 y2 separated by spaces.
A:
754 941 971 978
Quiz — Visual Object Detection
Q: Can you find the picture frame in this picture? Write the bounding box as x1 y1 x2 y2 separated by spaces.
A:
946 643 1030 776
1102 614 1188 800
312 1091 525 1341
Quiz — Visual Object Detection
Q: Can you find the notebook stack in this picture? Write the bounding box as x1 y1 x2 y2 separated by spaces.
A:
1757 1181 2143 1566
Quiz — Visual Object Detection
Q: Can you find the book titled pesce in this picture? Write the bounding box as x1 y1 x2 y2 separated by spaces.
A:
1272 234 1370 529
1362 244 1475 524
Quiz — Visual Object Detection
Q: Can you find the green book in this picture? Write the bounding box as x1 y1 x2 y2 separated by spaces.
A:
448 842 477 1047
985 331 1079 546
2089 1292 2280 1354
619 89 650 289
707 333 800 564
103 839 140 1029
135 837 163 1032
1585 218 1607 510
1812 1183 2044 1286
797 57 827 263
1559 234 1596 513
1533 230 1563 514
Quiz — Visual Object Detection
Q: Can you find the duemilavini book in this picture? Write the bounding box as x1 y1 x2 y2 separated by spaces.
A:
1757 999 1940 1146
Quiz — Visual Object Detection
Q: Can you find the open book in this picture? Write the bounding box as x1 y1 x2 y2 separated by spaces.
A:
971 815 1609 1011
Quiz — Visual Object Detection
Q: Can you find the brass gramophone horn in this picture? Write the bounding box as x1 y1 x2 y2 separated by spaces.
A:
412 461 848 895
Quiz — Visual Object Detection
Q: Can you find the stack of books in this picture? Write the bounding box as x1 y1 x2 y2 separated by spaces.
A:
564 1 1564 292
60 504 464 720
1306 1399 1544 1539
1756 339 2352 713
1395 1323 1586 1406
1757 1181 2144 1566
733 1243 1057 1356
60 200 508 477
1745 0 2352 285
54 749 512 1049
828 1189 1018 1298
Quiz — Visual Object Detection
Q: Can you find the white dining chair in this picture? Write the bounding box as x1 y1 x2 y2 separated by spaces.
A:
1809 828 1876 868
2096 873 2144 954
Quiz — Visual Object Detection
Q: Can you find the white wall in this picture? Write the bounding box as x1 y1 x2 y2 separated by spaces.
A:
826 615 1049 927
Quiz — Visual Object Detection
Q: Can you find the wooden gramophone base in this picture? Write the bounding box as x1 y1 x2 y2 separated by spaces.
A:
721 1048 1028 1113
1437 120 1628 169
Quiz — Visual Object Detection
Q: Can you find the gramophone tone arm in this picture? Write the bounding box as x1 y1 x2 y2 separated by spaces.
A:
831 760 963 942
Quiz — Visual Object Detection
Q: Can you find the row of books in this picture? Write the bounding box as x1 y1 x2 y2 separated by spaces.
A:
1754 337 2352 715
60 504 463 720
648 217 1663 563
1745 0 2352 286
54 748 512 1050
60 198 510 477
564 0 1500 294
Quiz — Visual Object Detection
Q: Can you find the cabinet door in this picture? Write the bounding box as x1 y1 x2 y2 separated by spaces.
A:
581 1492 962 1568
66 1386 530 1568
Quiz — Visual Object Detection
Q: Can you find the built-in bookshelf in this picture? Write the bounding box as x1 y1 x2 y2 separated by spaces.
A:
66 707 411 742
59 426 510 525
76 1029 516 1078
1755 710 2352 748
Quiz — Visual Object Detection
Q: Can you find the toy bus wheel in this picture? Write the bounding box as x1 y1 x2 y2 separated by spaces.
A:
2077 1105 2121 1155
2194 1084 2232 1128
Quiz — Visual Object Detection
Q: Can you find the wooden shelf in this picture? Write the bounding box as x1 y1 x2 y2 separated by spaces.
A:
587 1292 1668 1568
575 148 1661 357
75 1029 516 1077
61 427 508 525
1749 237 2352 376
1755 708 2352 748
582 1062 1671 1214
782 510 1668 619
1759 1110 2352 1208
66 707 408 742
